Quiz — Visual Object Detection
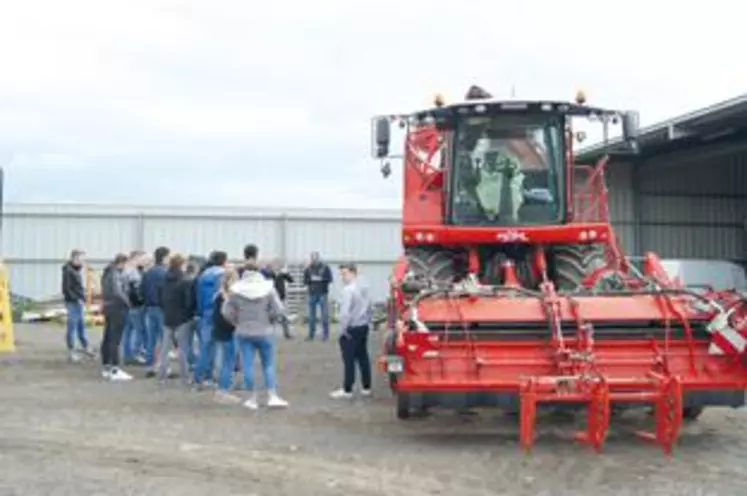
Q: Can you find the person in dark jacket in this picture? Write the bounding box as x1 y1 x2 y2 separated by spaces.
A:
61 249 94 362
261 258 294 339
156 254 196 385
161 259 199 373
182 259 202 369
100 253 132 381
142 246 170 375
302 251 333 341
122 250 147 364
213 268 242 404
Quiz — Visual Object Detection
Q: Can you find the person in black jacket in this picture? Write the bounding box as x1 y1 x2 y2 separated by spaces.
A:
142 246 171 375
156 254 196 385
100 253 132 381
182 260 201 371
61 249 94 362
122 250 147 365
213 268 242 403
303 251 333 341
261 258 294 339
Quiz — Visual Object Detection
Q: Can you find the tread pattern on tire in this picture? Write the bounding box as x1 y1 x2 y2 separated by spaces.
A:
551 244 607 291
405 248 456 285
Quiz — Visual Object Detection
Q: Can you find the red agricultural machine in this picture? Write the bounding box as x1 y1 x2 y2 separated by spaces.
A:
372 86 747 454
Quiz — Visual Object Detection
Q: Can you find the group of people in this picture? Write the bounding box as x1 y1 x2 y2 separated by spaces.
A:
60 244 374 409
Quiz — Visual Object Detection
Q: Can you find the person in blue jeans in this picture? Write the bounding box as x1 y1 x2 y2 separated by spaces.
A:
212 268 241 404
122 250 147 364
302 251 333 341
183 259 203 370
221 244 288 410
194 250 229 387
61 249 94 362
141 246 171 376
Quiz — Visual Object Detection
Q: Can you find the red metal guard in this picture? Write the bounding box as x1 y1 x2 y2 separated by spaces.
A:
393 288 747 454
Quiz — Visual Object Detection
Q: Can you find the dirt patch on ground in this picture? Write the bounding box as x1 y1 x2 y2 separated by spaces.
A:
1 324 747 495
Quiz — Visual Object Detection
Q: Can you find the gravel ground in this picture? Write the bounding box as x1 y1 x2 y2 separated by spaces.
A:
2 323 747 496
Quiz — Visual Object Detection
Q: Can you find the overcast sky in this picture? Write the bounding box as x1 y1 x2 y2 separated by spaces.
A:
0 0 743 209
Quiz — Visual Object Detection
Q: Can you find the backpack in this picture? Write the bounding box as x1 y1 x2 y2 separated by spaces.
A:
199 267 223 313
128 277 144 306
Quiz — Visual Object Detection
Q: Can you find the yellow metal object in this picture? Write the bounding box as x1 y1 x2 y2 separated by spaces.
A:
0 263 16 353
86 266 96 308
85 313 105 327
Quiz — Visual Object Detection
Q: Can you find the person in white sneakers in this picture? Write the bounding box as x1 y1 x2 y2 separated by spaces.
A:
61 249 96 362
213 269 241 404
221 244 289 410
330 263 373 400
100 253 133 382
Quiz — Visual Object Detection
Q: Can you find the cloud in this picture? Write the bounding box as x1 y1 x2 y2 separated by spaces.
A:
8 152 87 171
0 0 744 207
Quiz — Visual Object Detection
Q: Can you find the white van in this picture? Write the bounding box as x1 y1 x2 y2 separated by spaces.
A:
628 257 747 293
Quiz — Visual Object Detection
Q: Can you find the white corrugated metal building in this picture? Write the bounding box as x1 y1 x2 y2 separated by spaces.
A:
2 204 400 307
3 95 746 305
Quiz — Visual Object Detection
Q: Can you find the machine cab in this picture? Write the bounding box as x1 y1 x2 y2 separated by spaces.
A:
372 87 639 232
448 108 564 226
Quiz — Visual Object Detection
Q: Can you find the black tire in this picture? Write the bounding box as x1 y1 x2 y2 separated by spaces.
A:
397 392 411 419
683 406 705 421
405 248 456 285
550 244 606 291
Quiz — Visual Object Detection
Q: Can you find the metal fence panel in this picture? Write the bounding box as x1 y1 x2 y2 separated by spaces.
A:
2 214 137 261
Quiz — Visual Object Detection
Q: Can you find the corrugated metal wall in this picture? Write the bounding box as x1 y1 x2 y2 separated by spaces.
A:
634 145 747 262
2 204 401 304
605 161 637 254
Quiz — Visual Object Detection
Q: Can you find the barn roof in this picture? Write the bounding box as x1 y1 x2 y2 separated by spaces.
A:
576 93 747 162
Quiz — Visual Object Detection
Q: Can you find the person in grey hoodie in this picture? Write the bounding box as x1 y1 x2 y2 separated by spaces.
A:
221 244 289 410
329 263 373 399
100 253 133 382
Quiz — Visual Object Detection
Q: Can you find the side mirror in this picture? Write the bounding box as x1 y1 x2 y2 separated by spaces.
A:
621 111 640 143
372 117 391 159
